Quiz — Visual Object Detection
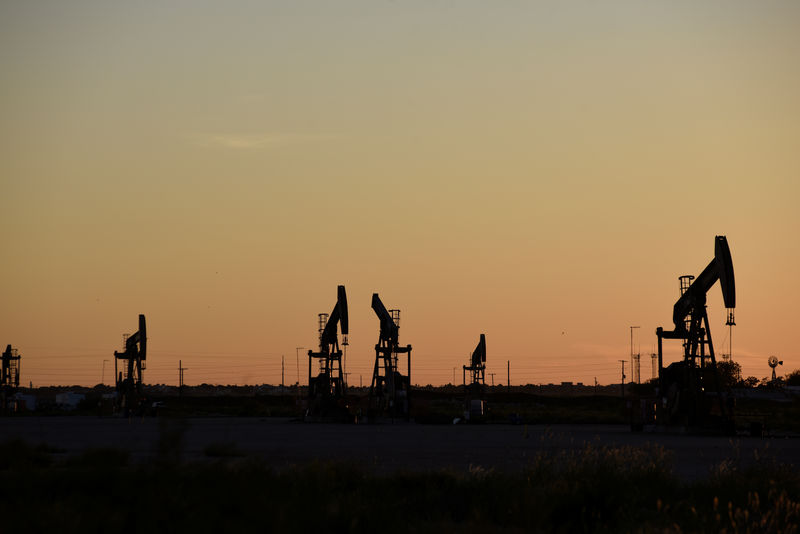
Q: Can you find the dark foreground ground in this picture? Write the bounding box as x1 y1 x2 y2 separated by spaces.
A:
1 417 798 479
2 418 799 532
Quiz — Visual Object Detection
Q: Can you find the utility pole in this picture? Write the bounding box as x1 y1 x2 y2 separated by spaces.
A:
630 326 640 384
489 372 496 386
179 360 188 396
618 360 626 398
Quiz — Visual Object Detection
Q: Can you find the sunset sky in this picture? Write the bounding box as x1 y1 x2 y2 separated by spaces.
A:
2 1 798 387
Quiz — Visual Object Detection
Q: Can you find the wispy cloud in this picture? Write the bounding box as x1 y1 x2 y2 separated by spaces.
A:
194 133 340 150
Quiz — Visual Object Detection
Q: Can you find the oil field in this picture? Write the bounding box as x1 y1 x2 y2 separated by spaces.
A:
3 238 800 532
3 2 800 532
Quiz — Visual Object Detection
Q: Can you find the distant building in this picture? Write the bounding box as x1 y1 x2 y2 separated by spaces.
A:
13 393 36 411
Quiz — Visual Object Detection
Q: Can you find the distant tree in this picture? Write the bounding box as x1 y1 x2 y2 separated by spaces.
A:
785 370 800 386
716 360 741 389
741 376 760 388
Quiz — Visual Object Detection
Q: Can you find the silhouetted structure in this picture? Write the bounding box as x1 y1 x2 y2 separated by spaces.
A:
768 355 783 383
114 314 147 416
629 326 640 384
1 345 21 412
653 236 736 433
306 285 349 419
368 293 412 421
463 334 486 420
178 360 187 396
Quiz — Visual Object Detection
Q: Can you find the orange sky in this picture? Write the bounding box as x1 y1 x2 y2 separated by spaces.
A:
1 2 799 387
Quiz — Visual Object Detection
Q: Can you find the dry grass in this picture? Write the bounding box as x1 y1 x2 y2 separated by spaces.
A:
0 437 797 533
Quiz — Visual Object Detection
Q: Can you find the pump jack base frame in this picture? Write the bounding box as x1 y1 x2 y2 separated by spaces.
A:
629 395 736 436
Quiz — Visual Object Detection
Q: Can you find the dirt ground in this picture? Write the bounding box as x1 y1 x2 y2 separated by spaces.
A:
2 417 797 480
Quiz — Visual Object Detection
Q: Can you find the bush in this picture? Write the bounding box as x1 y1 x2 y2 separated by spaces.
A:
785 369 800 387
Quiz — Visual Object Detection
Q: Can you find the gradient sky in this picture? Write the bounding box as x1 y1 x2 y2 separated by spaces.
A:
2 1 799 387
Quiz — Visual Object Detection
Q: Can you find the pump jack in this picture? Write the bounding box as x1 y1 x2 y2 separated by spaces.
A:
653 236 736 433
114 314 147 417
306 285 349 419
368 293 412 421
1 345 21 413
463 334 487 420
